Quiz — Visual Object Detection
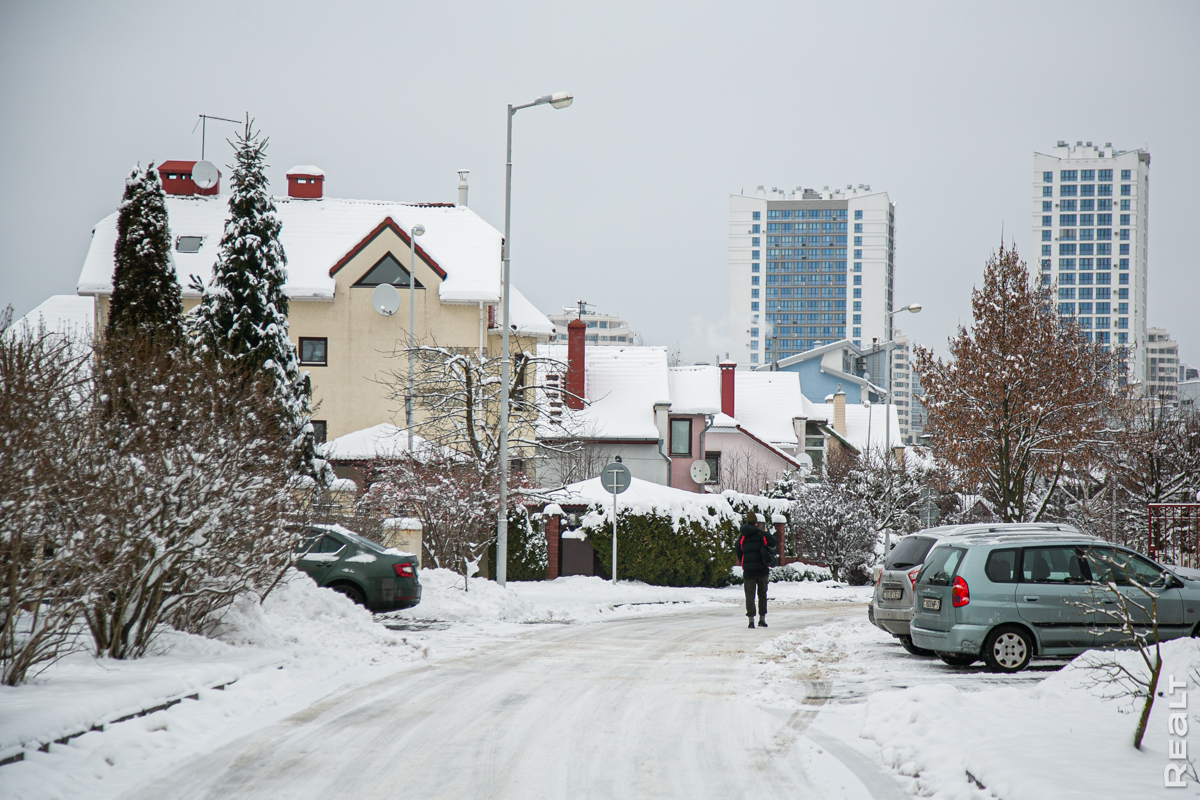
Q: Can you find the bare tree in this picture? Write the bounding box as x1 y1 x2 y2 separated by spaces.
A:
0 313 95 684
1072 547 1179 750
914 245 1123 522
709 449 785 495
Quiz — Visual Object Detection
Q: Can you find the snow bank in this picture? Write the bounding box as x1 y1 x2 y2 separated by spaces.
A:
860 639 1200 799
390 568 731 624
544 476 737 532
0 572 422 761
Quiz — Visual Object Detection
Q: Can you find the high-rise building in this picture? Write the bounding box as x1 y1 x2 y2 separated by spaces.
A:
889 328 916 443
1147 327 1179 403
1033 141 1149 384
546 306 636 346
729 184 896 367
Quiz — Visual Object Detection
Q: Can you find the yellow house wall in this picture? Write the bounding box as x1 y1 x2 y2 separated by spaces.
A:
91 227 511 442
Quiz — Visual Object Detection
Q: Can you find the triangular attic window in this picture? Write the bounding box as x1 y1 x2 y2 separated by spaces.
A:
353 253 424 288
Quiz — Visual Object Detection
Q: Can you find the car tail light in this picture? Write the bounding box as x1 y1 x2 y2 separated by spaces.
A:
872 566 883 586
907 567 920 588
952 576 970 607
393 562 416 579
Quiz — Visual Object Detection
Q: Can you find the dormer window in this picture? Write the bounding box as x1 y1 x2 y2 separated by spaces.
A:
176 236 204 253
353 253 423 288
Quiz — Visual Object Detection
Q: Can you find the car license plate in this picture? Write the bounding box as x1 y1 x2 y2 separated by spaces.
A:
922 596 941 611
882 589 903 600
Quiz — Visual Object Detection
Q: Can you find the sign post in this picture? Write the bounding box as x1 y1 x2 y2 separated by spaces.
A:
600 462 631 582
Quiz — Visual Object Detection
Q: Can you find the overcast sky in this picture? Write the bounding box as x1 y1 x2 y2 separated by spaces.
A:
2 1 1197 365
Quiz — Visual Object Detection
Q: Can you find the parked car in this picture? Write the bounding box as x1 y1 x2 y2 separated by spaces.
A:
870 523 1083 656
909 531 1200 672
294 524 421 612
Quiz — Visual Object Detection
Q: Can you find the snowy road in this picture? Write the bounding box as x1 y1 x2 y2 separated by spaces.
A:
119 602 903 800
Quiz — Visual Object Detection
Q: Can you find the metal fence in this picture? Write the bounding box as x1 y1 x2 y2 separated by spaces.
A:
1148 504 1200 568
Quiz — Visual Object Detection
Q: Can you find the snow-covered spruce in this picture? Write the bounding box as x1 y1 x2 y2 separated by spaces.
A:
188 120 321 479
106 164 182 340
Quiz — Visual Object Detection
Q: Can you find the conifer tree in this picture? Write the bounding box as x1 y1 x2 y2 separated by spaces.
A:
190 121 320 477
106 165 181 341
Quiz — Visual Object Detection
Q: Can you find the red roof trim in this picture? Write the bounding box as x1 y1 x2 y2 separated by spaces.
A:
328 216 447 280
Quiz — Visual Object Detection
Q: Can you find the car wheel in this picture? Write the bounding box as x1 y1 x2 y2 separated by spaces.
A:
898 635 936 657
983 626 1033 673
331 582 367 608
937 653 977 667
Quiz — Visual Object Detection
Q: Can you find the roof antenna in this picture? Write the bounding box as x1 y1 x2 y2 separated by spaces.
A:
576 300 589 320
191 114 240 160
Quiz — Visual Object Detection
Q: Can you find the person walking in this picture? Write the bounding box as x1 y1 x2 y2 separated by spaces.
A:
736 512 777 629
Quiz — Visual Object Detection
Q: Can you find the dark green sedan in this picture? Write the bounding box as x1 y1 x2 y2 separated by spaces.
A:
295 524 421 611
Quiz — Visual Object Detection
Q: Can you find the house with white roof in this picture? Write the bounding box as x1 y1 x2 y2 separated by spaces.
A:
536 319 895 493
76 162 554 441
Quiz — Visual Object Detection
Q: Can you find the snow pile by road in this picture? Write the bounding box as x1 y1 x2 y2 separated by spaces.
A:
389 569 726 624
860 638 1200 799
0 571 423 768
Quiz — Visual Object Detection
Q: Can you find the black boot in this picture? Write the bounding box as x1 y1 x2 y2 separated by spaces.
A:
758 615 768 628
747 617 755 629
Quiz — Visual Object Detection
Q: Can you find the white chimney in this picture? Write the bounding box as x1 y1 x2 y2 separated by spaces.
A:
457 170 469 207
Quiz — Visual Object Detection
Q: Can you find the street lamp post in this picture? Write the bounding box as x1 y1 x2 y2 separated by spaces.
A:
881 302 921 555
497 91 573 587
407 223 425 453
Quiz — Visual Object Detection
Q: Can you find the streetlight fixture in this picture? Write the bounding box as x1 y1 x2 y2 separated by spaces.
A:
496 91 573 586
407 223 425 453
881 302 921 554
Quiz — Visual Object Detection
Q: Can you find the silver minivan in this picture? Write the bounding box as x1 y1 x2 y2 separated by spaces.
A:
871 523 1082 656
909 531 1200 672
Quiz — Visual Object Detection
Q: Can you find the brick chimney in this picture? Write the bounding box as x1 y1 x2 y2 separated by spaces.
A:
833 387 846 435
566 318 586 409
158 161 220 197
286 166 324 199
719 361 736 418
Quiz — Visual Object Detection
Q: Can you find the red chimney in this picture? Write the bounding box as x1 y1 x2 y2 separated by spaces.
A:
158 161 220 197
286 166 324 199
566 319 586 410
720 361 736 418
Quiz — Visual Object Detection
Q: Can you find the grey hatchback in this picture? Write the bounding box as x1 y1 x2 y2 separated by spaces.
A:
910 531 1200 672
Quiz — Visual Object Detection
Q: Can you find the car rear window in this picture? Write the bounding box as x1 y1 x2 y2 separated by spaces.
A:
917 546 965 586
985 549 1018 583
885 536 937 570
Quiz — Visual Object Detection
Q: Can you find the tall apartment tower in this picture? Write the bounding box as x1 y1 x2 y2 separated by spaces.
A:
729 185 896 367
1032 141 1150 384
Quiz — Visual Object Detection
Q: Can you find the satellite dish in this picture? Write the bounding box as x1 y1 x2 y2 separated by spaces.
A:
690 460 711 484
191 160 219 190
371 283 401 317
796 452 814 476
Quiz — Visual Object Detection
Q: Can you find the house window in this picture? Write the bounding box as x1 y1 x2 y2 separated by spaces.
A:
299 337 328 366
311 420 327 444
353 253 422 288
704 452 720 483
175 236 204 253
669 418 692 456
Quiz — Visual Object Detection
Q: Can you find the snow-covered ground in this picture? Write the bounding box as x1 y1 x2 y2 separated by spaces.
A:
755 616 1200 799
4 569 1193 799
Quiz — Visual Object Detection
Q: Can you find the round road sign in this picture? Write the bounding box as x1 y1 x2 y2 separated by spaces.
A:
600 462 631 494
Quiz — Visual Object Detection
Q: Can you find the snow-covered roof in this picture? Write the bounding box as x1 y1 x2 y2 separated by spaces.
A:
286 165 325 176
667 366 805 447
319 423 444 461
541 345 671 439
667 365 721 414
806 402 901 454
9 295 94 340
508 286 555 337
78 195 504 305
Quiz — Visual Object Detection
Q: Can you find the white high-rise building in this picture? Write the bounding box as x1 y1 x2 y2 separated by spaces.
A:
546 306 636 346
1032 141 1149 384
729 185 896 367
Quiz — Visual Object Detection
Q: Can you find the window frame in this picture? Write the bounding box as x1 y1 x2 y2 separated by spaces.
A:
669 418 693 456
299 337 328 366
